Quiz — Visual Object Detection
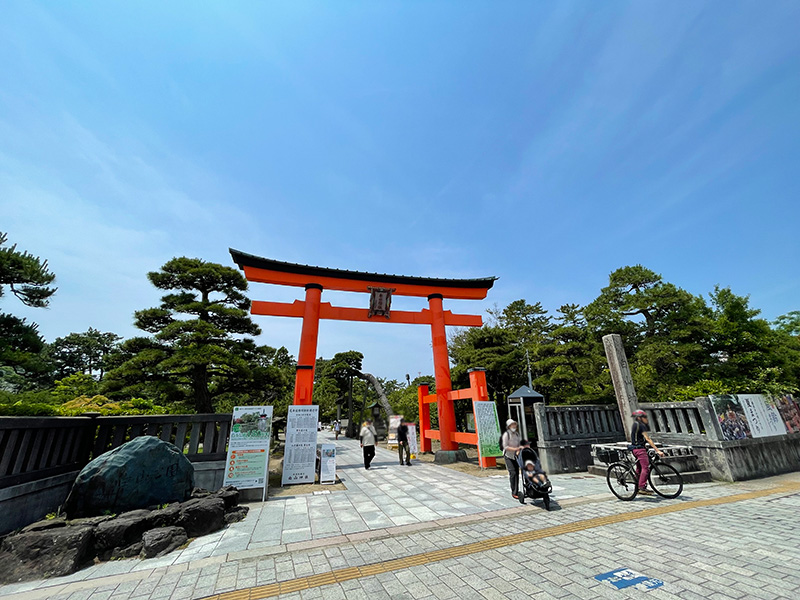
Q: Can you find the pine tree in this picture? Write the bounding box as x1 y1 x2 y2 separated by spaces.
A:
103 257 287 412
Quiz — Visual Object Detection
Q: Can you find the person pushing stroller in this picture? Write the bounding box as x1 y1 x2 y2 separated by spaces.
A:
517 440 552 510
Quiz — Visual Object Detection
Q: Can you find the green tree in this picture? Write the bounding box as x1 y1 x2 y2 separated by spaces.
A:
449 326 524 403
386 375 434 423
103 257 286 412
488 299 552 346
533 304 611 404
0 233 57 390
774 311 800 336
585 265 711 400
0 314 53 390
48 328 121 379
706 287 800 392
52 372 99 403
0 232 56 308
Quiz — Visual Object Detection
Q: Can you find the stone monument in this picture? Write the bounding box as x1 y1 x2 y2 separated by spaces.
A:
602 334 640 442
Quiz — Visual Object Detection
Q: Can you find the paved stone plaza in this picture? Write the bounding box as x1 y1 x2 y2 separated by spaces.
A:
2 433 799 600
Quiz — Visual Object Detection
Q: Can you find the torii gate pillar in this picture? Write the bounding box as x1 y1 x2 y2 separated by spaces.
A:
429 294 457 451
294 284 322 405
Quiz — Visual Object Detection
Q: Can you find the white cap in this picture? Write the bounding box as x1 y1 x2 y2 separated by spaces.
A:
506 419 517 427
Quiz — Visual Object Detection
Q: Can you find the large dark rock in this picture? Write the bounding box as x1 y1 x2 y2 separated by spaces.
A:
94 509 153 555
64 436 194 518
215 486 240 509
224 505 249 525
20 518 67 533
141 527 188 559
110 541 143 560
1 482 243 583
176 497 225 537
0 525 94 583
434 449 469 465
148 502 183 529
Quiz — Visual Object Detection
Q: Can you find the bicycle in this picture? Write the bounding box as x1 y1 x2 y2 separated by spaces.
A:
605 448 683 501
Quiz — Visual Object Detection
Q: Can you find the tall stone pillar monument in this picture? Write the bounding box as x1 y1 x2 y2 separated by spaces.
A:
602 334 640 442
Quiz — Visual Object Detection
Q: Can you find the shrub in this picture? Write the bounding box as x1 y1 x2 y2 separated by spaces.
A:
59 395 167 416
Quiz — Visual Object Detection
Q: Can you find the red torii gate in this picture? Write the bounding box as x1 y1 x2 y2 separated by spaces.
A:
230 249 496 459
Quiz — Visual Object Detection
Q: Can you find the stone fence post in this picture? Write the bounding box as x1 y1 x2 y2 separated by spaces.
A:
602 334 639 442
533 402 549 442
694 396 723 441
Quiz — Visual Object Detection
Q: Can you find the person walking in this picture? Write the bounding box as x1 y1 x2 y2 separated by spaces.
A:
397 421 412 466
501 419 524 501
360 419 378 470
334 420 341 440
630 409 665 495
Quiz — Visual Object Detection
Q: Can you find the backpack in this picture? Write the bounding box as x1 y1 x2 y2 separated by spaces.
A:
499 432 505 451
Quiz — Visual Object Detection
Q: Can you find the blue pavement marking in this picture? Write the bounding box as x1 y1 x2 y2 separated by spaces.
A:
595 567 664 592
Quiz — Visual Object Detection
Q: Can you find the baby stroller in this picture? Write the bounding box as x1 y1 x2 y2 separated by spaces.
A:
518 447 552 510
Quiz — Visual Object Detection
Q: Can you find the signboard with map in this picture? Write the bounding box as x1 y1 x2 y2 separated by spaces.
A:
224 406 273 500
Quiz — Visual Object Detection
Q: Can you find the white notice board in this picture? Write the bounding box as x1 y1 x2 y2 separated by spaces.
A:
406 423 418 456
282 405 319 485
318 443 336 484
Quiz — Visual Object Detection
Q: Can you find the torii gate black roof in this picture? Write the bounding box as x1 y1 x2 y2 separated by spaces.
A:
229 249 497 290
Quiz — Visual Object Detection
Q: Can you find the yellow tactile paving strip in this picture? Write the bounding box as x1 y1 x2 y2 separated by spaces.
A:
202 482 800 600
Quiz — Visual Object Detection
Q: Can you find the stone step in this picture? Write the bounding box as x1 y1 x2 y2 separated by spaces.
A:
586 465 713 484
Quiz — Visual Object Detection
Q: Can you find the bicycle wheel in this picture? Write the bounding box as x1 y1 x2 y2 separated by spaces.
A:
606 462 638 501
649 462 683 499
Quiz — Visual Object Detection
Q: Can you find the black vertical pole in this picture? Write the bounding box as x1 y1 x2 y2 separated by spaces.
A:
346 373 354 437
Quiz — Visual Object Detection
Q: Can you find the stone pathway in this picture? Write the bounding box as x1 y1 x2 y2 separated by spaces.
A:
5 433 791 600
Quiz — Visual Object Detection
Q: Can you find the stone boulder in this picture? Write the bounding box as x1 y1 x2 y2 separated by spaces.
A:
434 449 469 465
0 525 94 583
94 509 154 557
0 483 247 583
224 505 249 525
215 486 240 509
64 436 194 518
141 527 188 559
176 497 226 538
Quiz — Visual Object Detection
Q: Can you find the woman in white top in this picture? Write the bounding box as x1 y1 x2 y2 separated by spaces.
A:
359 420 378 470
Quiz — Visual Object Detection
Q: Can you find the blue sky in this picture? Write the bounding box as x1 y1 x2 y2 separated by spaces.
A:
2 2 799 381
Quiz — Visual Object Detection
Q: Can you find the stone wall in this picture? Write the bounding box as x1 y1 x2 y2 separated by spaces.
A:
691 436 800 481
0 472 79 536
642 396 800 481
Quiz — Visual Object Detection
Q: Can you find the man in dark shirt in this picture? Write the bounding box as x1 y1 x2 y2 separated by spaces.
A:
631 410 665 495
397 422 412 466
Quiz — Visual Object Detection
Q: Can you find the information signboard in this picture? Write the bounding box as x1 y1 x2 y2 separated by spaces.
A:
317 443 336 484
387 415 403 447
710 394 788 440
224 406 273 501
473 401 502 461
406 423 418 457
739 394 786 438
282 405 319 485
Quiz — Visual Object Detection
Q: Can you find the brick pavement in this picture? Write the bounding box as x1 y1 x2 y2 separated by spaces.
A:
2 434 798 600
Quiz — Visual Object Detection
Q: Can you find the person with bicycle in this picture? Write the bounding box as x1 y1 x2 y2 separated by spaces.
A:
631 409 664 495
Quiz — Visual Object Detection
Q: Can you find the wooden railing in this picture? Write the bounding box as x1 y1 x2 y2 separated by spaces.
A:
639 401 706 438
0 413 231 489
534 404 624 442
